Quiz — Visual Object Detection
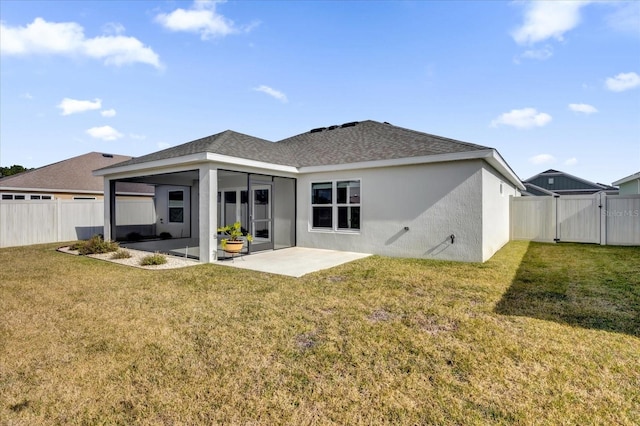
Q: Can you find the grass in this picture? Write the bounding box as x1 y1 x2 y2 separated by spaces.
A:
0 241 638 425
139 252 167 266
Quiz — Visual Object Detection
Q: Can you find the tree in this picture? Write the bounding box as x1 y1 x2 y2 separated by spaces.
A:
0 165 30 177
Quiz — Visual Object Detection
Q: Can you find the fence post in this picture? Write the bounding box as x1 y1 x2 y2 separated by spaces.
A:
599 192 607 245
553 195 560 243
56 198 62 242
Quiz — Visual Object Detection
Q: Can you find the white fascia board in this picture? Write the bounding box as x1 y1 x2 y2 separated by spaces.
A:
484 150 526 190
94 152 298 179
205 153 299 174
93 153 210 177
612 172 640 186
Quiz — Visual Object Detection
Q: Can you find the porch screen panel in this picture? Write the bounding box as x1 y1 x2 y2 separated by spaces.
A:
274 177 296 249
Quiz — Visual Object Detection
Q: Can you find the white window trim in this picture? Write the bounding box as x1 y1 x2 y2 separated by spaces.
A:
309 179 361 233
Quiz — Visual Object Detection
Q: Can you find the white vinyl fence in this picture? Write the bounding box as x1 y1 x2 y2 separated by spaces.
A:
511 193 640 246
0 199 156 248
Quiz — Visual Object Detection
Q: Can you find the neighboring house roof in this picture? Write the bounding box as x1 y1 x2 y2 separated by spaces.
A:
523 169 618 195
0 152 153 195
522 182 558 196
612 171 640 186
96 120 525 190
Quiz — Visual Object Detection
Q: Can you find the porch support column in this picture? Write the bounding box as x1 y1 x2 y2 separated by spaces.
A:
199 164 218 263
103 178 116 241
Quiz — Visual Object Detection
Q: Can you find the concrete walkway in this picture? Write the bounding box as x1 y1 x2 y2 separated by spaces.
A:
217 247 372 278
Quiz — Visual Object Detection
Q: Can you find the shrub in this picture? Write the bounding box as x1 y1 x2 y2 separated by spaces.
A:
159 232 172 240
111 249 132 259
76 235 119 255
140 252 167 266
125 232 143 242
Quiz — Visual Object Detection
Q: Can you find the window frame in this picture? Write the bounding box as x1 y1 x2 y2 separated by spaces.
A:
310 179 361 233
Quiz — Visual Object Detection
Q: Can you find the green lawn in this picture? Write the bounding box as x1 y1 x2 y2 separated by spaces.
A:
1 241 638 425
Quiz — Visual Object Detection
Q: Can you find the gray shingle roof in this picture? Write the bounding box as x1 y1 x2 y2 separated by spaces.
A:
107 130 297 169
279 120 489 167
102 120 491 170
0 152 153 194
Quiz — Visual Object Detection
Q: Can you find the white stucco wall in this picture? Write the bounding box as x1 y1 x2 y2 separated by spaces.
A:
481 165 519 262
296 160 486 262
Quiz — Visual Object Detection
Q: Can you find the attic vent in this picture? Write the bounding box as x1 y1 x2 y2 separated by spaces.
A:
102 153 114 158
340 121 359 128
310 127 326 133
327 125 339 130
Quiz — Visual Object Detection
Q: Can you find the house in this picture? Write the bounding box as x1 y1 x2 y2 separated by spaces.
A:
612 172 640 195
523 169 618 196
95 120 525 263
0 152 154 200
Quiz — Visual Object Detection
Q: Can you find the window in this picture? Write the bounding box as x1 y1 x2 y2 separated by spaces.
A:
168 190 184 223
1 193 53 200
311 180 361 231
312 182 333 228
548 178 554 185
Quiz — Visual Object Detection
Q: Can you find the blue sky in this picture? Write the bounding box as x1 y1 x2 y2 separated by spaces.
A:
1 0 639 185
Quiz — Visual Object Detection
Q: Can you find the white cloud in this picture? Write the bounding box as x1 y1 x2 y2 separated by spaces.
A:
529 154 556 165
253 85 288 103
157 142 171 149
101 109 116 117
564 157 578 166
491 108 552 129
20 92 33 100
86 125 123 141
155 0 255 40
520 45 553 61
129 133 147 140
0 18 162 69
605 72 640 92
58 97 102 115
512 1 591 45
568 103 597 114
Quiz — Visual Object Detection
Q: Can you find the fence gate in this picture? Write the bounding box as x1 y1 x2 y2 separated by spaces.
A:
511 193 640 246
556 195 601 243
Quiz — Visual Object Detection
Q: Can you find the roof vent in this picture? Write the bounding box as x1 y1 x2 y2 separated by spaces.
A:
383 121 391 125
102 153 114 158
310 127 326 133
340 121 359 128
327 125 339 130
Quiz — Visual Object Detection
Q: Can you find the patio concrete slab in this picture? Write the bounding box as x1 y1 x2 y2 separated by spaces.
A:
217 247 372 277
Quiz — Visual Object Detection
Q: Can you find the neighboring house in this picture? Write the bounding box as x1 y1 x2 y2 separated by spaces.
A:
523 169 618 196
0 152 154 200
95 120 525 263
612 172 640 195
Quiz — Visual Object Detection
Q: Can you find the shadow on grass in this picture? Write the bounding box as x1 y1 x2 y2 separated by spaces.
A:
495 242 640 338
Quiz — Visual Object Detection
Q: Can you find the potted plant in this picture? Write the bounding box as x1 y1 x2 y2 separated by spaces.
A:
217 221 253 254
